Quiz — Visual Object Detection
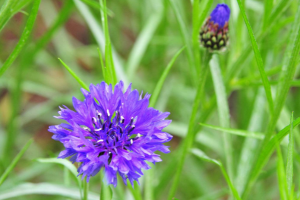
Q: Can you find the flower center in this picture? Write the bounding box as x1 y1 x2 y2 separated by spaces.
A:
83 109 141 156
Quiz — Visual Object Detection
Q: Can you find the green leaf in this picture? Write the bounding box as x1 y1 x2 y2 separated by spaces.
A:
58 58 89 91
200 123 264 139
149 46 185 107
286 112 294 197
0 0 41 78
236 0 274 114
191 149 241 200
209 55 233 179
0 183 99 199
0 139 33 186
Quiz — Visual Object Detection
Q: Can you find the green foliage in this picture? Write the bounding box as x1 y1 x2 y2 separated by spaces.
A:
0 0 300 200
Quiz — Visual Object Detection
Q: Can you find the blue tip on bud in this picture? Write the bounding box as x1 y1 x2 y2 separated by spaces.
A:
199 4 230 52
210 4 231 28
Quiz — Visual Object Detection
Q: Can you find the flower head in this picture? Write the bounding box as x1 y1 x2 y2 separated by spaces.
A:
49 81 172 186
200 4 230 51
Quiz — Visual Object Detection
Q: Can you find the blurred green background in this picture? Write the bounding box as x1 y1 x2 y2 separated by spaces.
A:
0 0 299 199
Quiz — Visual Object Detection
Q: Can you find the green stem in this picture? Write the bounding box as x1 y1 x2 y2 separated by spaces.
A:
167 51 212 200
83 178 89 200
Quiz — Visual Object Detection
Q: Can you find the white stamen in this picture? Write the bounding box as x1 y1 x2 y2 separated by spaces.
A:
94 128 102 131
137 133 141 137
130 139 133 144
97 139 103 142
107 109 110 117
83 127 90 131
92 117 97 123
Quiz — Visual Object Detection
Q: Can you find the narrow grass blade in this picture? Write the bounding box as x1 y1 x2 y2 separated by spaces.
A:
0 0 41 78
149 47 185 107
0 0 19 32
100 0 117 85
200 123 264 139
192 0 212 78
0 139 33 186
167 52 211 200
236 0 274 114
80 0 113 16
74 0 128 85
98 48 111 84
191 149 241 200
286 112 294 196
276 142 288 200
209 55 233 179
0 183 99 200
127 13 162 79
32 0 74 56
169 0 197 81
58 58 89 91
244 116 300 198
235 88 265 194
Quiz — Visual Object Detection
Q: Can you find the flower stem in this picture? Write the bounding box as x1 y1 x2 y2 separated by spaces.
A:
100 171 112 200
83 177 89 200
167 51 212 200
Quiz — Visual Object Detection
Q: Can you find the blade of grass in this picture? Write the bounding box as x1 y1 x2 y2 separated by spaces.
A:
210 55 233 179
0 0 19 32
0 0 41 78
235 88 266 194
167 52 211 200
149 47 185 107
276 141 288 200
169 0 197 83
58 58 89 91
100 0 117 85
144 47 184 200
0 139 33 186
286 112 294 197
200 123 264 139
191 149 241 200
192 0 212 79
0 183 99 199
236 0 274 114
242 2 300 197
74 0 128 85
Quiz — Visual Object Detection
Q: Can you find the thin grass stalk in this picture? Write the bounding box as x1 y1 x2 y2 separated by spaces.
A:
167 51 212 199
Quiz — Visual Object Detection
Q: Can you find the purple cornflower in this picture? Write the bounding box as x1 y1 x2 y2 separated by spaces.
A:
49 81 172 186
200 4 231 51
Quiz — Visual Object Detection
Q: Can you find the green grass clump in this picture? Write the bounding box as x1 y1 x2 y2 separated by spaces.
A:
0 0 300 200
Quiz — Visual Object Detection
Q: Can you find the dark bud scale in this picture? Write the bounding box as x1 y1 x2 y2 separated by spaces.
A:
199 16 229 52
